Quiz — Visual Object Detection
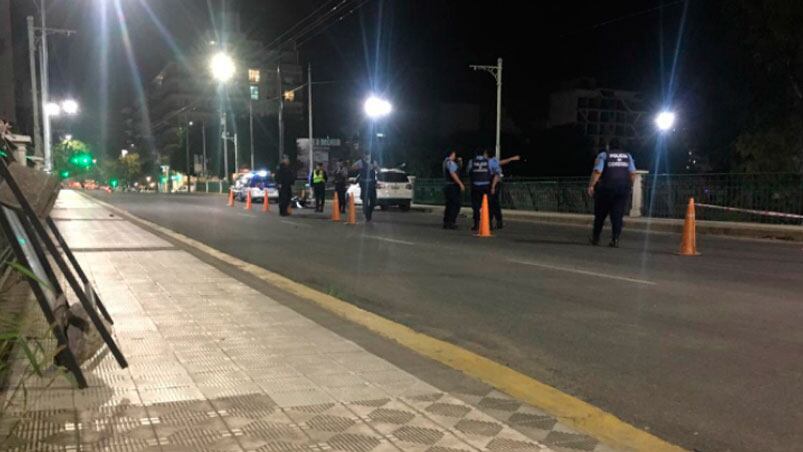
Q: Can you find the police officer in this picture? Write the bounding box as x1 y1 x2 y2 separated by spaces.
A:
352 152 380 222
276 154 295 216
488 152 521 229
333 160 349 214
467 149 495 231
311 162 328 212
442 150 464 229
587 139 636 247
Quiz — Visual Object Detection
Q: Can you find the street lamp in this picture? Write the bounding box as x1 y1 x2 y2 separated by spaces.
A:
209 51 236 182
209 52 235 83
655 111 676 132
363 96 392 119
121 149 128 158
44 102 61 117
61 99 79 115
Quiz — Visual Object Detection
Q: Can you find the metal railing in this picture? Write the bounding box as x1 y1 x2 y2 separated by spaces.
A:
413 173 803 224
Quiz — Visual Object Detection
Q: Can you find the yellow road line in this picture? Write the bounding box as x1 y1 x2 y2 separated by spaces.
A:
85 193 686 452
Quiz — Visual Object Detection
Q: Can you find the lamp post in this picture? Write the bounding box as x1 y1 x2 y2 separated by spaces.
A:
363 95 392 164
209 51 235 182
470 58 503 160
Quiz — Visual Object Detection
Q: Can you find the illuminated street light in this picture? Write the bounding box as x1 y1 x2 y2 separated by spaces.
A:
655 111 676 131
64 134 72 142
121 149 128 158
364 96 392 119
61 99 79 115
209 52 236 83
45 102 61 117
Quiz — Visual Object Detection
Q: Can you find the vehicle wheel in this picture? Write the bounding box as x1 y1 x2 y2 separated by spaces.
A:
399 202 411 212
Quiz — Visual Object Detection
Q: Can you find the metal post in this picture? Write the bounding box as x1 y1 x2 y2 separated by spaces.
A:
39 1 52 173
234 131 238 175
307 63 313 180
27 16 42 163
185 118 190 176
495 57 502 161
202 120 208 192
249 100 254 170
221 110 228 182
277 64 284 163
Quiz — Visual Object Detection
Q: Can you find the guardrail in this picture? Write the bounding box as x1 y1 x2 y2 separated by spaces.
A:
413 173 803 225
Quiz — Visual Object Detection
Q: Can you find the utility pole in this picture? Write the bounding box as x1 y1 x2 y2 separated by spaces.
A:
26 16 42 163
307 63 313 180
249 100 254 170
185 120 190 176
470 57 503 160
277 64 284 164
221 111 228 182
201 120 208 192
233 131 238 175
40 2 51 173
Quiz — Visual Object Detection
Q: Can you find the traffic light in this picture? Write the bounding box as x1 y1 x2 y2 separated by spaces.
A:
109 178 119 188
59 170 70 179
68 152 94 169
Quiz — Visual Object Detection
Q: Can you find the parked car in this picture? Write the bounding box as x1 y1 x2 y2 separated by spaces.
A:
346 168 413 210
232 171 279 202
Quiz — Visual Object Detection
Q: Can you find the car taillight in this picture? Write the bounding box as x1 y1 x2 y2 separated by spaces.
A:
405 184 412 189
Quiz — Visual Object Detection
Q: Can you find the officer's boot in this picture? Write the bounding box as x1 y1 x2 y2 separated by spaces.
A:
608 238 619 248
589 235 600 246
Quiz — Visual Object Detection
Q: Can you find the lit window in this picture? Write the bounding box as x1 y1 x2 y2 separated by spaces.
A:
248 69 260 83
250 85 259 100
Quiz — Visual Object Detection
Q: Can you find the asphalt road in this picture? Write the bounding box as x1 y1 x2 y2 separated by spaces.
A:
93 192 803 452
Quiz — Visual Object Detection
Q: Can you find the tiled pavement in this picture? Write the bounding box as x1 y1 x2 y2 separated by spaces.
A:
1 191 619 452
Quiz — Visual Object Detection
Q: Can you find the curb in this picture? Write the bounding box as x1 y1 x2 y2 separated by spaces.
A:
413 204 803 242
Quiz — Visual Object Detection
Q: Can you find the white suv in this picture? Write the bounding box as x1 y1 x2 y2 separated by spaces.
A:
347 169 413 211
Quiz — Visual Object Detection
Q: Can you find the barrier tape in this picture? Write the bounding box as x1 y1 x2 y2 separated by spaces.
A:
695 203 803 220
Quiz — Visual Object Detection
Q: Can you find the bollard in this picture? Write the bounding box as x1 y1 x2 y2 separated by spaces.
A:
244 190 252 210
346 193 357 225
678 197 700 255
475 194 492 237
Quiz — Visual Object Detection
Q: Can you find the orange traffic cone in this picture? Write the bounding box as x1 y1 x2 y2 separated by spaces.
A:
346 193 357 225
227 189 235 207
331 194 341 221
244 190 252 210
475 194 492 237
678 197 700 256
262 193 270 212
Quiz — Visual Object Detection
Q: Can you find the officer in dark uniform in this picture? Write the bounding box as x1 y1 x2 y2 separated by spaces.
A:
352 152 380 222
587 139 637 247
467 149 495 231
442 150 464 229
276 154 295 216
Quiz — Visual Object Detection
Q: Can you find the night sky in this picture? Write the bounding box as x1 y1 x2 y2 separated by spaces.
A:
13 0 731 174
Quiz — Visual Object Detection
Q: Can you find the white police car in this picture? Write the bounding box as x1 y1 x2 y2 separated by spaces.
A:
233 171 279 202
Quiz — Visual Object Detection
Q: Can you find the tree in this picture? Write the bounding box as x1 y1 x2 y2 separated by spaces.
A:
52 139 95 180
118 153 142 186
725 0 803 173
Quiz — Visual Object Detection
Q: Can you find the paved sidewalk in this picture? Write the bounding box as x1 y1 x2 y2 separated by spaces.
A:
1 191 618 452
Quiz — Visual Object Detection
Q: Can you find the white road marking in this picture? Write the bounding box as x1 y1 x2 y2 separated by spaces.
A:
364 235 415 246
280 220 311 228
509 259 656 286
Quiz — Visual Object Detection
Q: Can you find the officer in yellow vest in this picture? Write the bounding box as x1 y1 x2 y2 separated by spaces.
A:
311 162 328 212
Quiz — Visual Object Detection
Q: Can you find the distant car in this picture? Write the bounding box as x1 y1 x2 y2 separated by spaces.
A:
83 181 98 190
346 169 413 211
174 185 189 193
232 171 279 202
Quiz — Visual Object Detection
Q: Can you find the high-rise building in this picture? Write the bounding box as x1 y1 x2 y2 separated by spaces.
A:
124 19 303 175
548 78 647 149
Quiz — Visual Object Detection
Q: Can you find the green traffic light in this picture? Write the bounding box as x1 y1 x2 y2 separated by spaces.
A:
110 178 119 188
59 170 70 179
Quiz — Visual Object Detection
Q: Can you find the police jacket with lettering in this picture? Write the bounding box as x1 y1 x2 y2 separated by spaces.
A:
598 151 633 189
468 156 491 186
